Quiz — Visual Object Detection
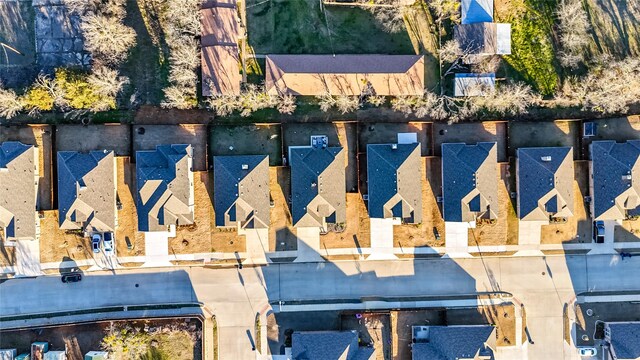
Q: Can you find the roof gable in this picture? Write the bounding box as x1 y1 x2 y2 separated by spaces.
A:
517 147 574 221
0 142 38 240
591 140 640 220
412 325 496 360
367 142 422 223
57 150 116 232
290 147 346 227
213 155 270 229
442 142 498 222
136 145 194 232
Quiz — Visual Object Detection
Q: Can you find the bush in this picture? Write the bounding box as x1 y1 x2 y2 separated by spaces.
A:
55 68 114 110
21 86 55 113
0 87 24 118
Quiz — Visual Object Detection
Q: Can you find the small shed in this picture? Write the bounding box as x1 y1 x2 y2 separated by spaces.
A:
84 351 109 360
454 73 496 96
0 349 17 360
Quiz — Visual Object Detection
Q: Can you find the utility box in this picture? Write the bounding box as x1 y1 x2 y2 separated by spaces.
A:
43 352 65 360
84 352 109 360
0 349 17 360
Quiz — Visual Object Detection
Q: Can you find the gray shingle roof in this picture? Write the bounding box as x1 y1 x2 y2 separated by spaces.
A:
366 143 422 223
590 140 640 221
517 147 574 221
0 142 38 240
291 331 374 360
290 146 346 228
57 150 116 232
136 144 194 232
607 322 640 359
213 155 270 229
442 142 498 222
412 326 496 360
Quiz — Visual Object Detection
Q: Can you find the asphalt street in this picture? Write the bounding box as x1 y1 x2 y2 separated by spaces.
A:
2 254 639 359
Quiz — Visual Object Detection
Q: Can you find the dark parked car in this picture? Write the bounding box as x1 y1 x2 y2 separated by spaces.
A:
61 273 82 283
593 221 605 243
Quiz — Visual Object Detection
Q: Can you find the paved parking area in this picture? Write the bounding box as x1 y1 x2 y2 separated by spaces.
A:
33 0 90 69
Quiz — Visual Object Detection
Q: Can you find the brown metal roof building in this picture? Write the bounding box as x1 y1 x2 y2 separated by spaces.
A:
200 0 241 96
265 55 425 96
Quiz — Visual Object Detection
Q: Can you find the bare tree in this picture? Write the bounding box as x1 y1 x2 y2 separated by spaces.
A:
472 82 539 115
206 96 239 117
87 66 129 97
556 0 591 68
368 0 408 34
366 95 386 107
161 85 196 109
427 0 460 23
277 94 297 115
0 87 23 119
558 56 640 113
81 14 136 65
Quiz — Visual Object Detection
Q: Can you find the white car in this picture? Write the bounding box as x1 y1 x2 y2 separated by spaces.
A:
578 347 597 357
103 232 114 256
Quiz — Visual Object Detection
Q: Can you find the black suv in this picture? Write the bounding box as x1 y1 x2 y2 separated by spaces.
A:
61 273 82 283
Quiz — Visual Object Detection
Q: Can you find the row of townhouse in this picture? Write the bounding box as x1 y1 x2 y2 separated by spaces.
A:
1 137 639 247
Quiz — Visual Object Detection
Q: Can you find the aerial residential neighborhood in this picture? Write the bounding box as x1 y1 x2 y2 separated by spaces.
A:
0 0 639 359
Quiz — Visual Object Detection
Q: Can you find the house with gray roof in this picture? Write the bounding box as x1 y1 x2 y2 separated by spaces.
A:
291 331 375 360
289 145 345 229
589 140 640 221
57 150 116 233
411 325 496 360
366 142 422 224
604 322 640 360
442 143 498 222
0 142 39 241
213 155 270 229
517 147 574 221
136 144 194 232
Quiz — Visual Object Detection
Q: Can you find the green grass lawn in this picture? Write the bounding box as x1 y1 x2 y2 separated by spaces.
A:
496 0 560 96
246 0 415 54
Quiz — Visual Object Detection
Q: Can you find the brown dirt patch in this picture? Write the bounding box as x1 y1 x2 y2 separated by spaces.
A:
358 122 431 156
541 161 591 244
171 172 218 254
434 121 507 162
115 157 145 257
394 157 445 248
55 124 131 156
0 237 16 266
447 304 517 347
0 125 53 210
320 193 370 249
39 210 94 264
269 167 297 251
615 218 640 242
340 312 391 359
